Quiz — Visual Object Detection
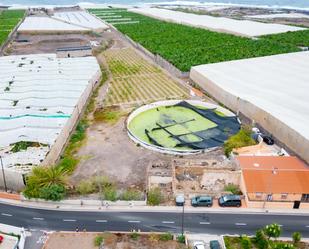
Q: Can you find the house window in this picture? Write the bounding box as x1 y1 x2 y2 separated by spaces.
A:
281 193 288 199
301 194 309 202
255 192 262 198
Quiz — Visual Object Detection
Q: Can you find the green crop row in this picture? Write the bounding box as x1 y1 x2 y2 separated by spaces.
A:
90 10 306 72
0 10 25 46
261 30 309 47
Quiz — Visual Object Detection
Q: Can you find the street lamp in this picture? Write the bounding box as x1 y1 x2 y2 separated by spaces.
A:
0 156 8 192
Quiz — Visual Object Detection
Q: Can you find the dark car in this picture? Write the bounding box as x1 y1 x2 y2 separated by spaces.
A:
261 135 274 145
191 196 213 207
218 195 241 207
210 240 221 249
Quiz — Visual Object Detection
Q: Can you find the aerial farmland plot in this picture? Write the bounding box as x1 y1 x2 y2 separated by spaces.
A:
90 9 306 72
104 48 188 106
0 9 25 46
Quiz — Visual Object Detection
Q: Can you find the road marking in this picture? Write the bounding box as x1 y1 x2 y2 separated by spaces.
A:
96 220 107 223
33 217 44 220
306 225 309 228
162 221 175 224
1 213 12 217
63 219 76 222
128 220 141 223
199 222 211 225
235 223 247 226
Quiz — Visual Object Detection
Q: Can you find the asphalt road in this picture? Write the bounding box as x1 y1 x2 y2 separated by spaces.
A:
1 203 309 237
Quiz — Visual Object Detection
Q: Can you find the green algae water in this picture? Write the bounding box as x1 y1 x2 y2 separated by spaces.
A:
128 105 217 150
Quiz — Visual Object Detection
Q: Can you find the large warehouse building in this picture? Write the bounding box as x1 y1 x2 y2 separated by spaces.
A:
0 54 101 190
190 51 309 163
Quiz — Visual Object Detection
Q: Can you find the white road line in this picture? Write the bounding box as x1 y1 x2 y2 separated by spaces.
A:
1 213 12 217
162 221 175 224
128 220 141 223
63 219 76 222
235 223 247 226
199 222 211 225
306 225 309 228
96 220 107 223
33 217 44 220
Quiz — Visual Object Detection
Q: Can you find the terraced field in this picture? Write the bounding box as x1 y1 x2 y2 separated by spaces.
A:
0 10 25 46
90 9 304 72
104 48 188 106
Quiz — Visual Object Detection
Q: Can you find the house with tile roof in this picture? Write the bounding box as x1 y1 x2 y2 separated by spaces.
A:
237 156 309 209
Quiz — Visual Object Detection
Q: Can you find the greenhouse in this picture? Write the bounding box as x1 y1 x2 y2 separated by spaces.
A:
0 53 101 189
190 51 309 163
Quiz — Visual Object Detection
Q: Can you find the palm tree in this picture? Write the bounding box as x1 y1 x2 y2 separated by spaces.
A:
26 166 68 188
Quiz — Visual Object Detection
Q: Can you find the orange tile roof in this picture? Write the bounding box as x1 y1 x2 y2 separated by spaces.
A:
243 170 309 194
238 156 309 194
237 156 308 170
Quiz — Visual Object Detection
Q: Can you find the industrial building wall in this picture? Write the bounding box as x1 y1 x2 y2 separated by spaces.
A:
190 69 309 164
43 69 101 167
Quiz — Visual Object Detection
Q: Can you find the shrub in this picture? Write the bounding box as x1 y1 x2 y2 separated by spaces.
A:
264 223 281 239
241 235 252 249
130 232 140 240
224 128 256 157
272 243 294 249
104 185 117 201
255 229 269 249
147 187 163 206
39 184 66 201
292 232 301 245
177 234 186 244
76 179 97 195
94 235 104 247
149 233 159 242
121 189 142 201
159 233 173 241
23 166 68 200
224 184 242 195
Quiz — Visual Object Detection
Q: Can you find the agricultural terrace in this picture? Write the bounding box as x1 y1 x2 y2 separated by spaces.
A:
0 10 25 46
261 30 309 47
90 10 305 72
104 48 188 106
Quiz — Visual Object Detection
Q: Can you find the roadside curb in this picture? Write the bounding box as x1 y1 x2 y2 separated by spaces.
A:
1 197 309 215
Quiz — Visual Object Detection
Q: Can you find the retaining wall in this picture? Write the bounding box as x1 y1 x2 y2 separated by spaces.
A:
190 68 309 164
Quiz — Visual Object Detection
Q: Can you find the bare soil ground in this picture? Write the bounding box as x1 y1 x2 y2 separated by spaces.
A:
43 232 188 249
5 32 106 55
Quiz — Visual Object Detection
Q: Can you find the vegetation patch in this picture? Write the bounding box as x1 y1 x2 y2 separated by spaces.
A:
224 223 307 249
262 30 309 48
0 10 25 46
94 106 124 124
147 187 164 206
91 10 302 72
224 128 257 156
10 141 47 153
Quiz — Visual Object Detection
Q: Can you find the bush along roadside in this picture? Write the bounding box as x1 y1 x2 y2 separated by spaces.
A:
23 69 108 200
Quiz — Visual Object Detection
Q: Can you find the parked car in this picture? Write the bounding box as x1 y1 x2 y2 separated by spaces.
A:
210 240 221 249
175 194 185 206
261 135 274 145
191 195 213 207
218 194 241 207
193 241 206 249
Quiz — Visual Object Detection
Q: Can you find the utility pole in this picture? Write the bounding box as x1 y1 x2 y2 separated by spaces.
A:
0 156 8 192
181 203 185 236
